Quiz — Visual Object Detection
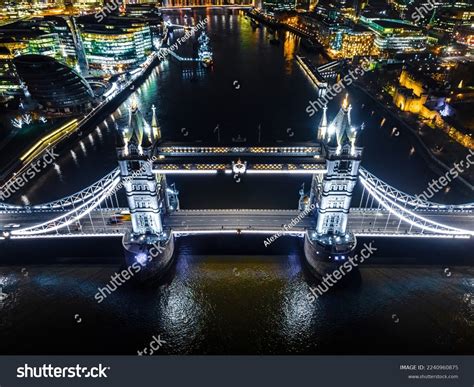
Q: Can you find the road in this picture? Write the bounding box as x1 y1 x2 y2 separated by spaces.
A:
0 208 473 239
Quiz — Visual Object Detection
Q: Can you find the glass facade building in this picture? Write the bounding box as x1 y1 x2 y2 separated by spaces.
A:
77 16 153 71
360 17 428 53
14 54 94 113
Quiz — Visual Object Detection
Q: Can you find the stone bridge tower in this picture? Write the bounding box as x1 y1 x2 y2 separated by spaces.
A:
305 96 363 275
115 98 174 281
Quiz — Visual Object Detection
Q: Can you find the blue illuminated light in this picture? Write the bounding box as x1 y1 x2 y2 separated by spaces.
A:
135 253 147 265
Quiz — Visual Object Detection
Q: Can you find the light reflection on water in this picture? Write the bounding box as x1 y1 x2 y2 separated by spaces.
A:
0 253 473 355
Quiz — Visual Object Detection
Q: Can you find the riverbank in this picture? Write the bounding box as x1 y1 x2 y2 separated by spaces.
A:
247 9 332 60
0 53 161 191
353 81 474 195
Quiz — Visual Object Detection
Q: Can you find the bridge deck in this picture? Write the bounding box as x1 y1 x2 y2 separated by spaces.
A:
0 209 472 239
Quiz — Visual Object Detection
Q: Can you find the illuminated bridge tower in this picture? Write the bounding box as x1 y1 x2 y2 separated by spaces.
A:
304 96 363 275
116 99 174 281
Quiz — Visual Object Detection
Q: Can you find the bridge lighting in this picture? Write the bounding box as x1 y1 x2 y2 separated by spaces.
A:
359 177 474 236
327 124 336 138
135 253 147 265
246 170 326 175
11 177 121 236
152 170 218 175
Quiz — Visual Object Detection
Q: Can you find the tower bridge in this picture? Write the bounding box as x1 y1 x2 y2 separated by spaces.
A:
1 97 473 279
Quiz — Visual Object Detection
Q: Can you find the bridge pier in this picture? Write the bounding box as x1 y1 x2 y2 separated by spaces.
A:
303 232 357 277
122 231 175 283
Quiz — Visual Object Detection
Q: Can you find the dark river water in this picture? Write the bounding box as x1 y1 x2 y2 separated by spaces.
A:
0 10 473 355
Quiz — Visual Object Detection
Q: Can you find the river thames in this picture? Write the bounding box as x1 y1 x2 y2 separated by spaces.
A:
0 10 473 355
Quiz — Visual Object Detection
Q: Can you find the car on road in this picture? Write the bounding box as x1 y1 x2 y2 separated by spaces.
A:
108 217 123 225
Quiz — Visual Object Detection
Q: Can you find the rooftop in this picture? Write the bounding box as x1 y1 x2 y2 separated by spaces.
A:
370 18 422 32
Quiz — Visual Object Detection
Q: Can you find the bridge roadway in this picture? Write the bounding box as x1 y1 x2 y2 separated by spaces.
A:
0 209 472 239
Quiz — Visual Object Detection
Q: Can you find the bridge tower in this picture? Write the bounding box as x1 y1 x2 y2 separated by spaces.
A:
305 96 363 276
115 98 174 281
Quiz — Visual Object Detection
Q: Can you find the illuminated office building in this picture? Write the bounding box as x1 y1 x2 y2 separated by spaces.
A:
0 46 20 94
0 31 61 94
360 17 428 53
163 0 252 6
77 15 153 71
75 0 102 11
430 6 474 33
330 26 377 58
0 17 80 93
0 17 77 63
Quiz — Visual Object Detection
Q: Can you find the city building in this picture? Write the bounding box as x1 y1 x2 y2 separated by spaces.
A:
0 17 80 63
0 46 20 95
360 17 428 54
0 17 81 95
125 3 157 16
392 66 474 149
77 15 153 71
163 0 252 7
430 5 474 33
74 0 102 12
13 54 94 113
454 25 474 48
329 25 377 58
393 67 442 118
296 11 376 58
299 12 348 48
